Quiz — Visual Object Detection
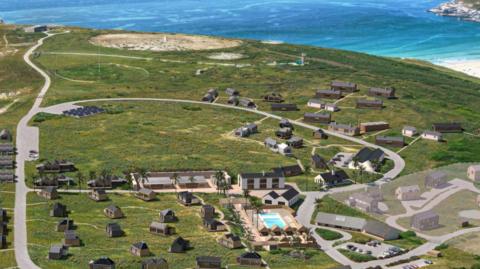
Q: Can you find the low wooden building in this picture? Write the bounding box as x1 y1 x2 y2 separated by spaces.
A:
131 241 150 257
263 92 284 103
177 191 201 206
271 103 298 111
395 185 421 201
203 219 227 232
0 170 15 183
279 119 294 129
432 123 463 133
328 123 360 136
106 223 123 237
207 88 218 98
312 129 328 139
368 87 396 99
360 121 390 133
237 252 263 267
225 88 239 96
104 205 124 219
272 164 303 177
356 99 383 109
239 98 256 108
169 237 190 253
402 126 417 137
48 244 68 260
38 186 58 200
375 136 405 147
201 205 215 220
136 188 157 201
228 95 239 106
56 218 74 232
50 202 67 217
88 189 108 202
275 128 293 139
331 81 357 92
218 233 242 249
159 209 177 223
421 131 442 141
63 230 81 247
196 256 222 269
315 89 342 99
202 93 215 103
303 112 331 124
311 154 328 169
286 136 303 148
150 222 175 236
89 257 115 269
142 258 168 269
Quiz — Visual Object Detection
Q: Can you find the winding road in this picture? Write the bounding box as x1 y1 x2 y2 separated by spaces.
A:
15 31 471 269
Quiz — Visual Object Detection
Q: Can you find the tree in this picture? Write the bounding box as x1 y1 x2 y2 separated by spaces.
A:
303 164 311 191
77 171 84 194
172 172 179 193
135 167 148 190
243 189 250 204
214 170 225 195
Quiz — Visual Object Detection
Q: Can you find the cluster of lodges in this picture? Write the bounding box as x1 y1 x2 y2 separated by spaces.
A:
0 129 15 183
131 170 230 190
263 119 305 157
234 123 258 138
402 122 463 142
0 208 9 249
347 185 384 213
202 87 257 109
394 170 450 203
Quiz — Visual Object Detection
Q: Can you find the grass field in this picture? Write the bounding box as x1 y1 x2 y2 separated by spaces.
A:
310 196 373 224
421 245 480 269
0 184 16 269
26 191 339 269
315 228 343 241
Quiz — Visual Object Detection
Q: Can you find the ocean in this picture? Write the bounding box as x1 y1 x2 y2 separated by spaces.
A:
1 0 480 62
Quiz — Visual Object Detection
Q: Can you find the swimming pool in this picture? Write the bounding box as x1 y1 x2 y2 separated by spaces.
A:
259 213 286 229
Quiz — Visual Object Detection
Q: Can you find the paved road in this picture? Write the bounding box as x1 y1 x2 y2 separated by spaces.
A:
14 32 61 269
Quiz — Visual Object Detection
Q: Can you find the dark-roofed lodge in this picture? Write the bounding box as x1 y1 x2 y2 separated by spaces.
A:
303 112 331 124
356 99 383 109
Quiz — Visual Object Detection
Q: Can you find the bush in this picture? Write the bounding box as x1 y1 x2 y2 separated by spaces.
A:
32 112 61 123
435 243 449 251
399 230 417 239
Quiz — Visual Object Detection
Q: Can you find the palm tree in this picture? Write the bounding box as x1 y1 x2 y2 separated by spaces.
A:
77 171 84 194
135 167 148 190
243 189 250 205
214 170 224 195
188 175 195 192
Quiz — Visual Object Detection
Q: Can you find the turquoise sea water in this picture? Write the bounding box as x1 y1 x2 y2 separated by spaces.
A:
1 0 480 62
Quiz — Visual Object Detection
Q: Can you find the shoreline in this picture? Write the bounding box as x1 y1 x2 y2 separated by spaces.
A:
429 1 480 22
436 59 480 78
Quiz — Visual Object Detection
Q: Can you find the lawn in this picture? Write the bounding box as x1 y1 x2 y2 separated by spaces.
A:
338 248 376 262
29 101 300 186
315 228 343 241
421 245 480 269
311 196 373 224
26 191 246 269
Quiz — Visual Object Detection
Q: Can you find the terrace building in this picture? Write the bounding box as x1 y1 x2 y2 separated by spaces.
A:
303 112 331 124
196 256 222 269
237 171 285 190
328 123 360 136
130 242 150 257
348 192 379 213
106 223 123 237
0 144 15 155
0 170 14 183
375 136 405 147
432 122 463 133
150 222 175 236
89 257 115 269
331 81 358 92
356 99 383 110
362 220 401 240
360 122 390 133
142 258 168 269
271 103 298 111
395 185 421 201
218 233 242 249
411 210 440 231
36 160 76 173
368 87 396 99
315 89 342 99
315 212 367 231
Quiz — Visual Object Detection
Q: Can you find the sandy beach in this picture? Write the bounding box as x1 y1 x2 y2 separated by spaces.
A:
438 60 480 78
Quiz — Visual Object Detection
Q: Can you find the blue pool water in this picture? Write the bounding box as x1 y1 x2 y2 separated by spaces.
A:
259 213 287 229
1 0 480 62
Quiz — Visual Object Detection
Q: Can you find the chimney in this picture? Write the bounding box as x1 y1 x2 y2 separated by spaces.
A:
331 170 335 176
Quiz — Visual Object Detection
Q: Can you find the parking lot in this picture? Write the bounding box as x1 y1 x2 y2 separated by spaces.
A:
329 152 353 168
336 241 403 259
390 259 433 269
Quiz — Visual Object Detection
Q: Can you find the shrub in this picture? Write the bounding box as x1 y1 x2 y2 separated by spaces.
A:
399 230 416 239
435 243 449 251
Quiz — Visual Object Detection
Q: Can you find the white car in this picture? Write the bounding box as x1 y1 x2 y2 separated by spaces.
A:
28 150 39 160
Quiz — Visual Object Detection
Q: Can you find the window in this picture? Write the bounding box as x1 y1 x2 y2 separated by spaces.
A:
272 178 279 188
264 200 272 204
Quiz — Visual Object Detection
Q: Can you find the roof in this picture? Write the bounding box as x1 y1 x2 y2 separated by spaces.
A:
239 170 284 178
272 164 302 176
360 121 389 127
312 154 326 163
331 81 356 88
423 130 442 137
319 170 349 183
160 209 174 216
177 175 207 184
196 256 221 264
264 191 280 199
317 89 341 94
369 87 394 93
469 165 480 172
49 244 65 254
329 122 358 131
106 205 121 212
132 241 149 250
91 257 115 265
240 251 262 259
308 98 324 104
354 147 385 163
64 230 78 240
287 136 303 143
150 221 168 230
350 192 376 204
142 258 168 265
315 212 367 230
107 222 122 231
357 99 383 105
376 136 404 143
363 220 400 239
412 210 438 221
397 185 420 193
433 122 462 129
403 126 417 131
172 236 189 247
138 188 155 195
281 187 299 200
224 233 241 241
264 137 278 146
53 202 66 211
304 112 331 118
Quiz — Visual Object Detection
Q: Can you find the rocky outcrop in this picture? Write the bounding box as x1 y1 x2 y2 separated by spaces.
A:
429 1 480 22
